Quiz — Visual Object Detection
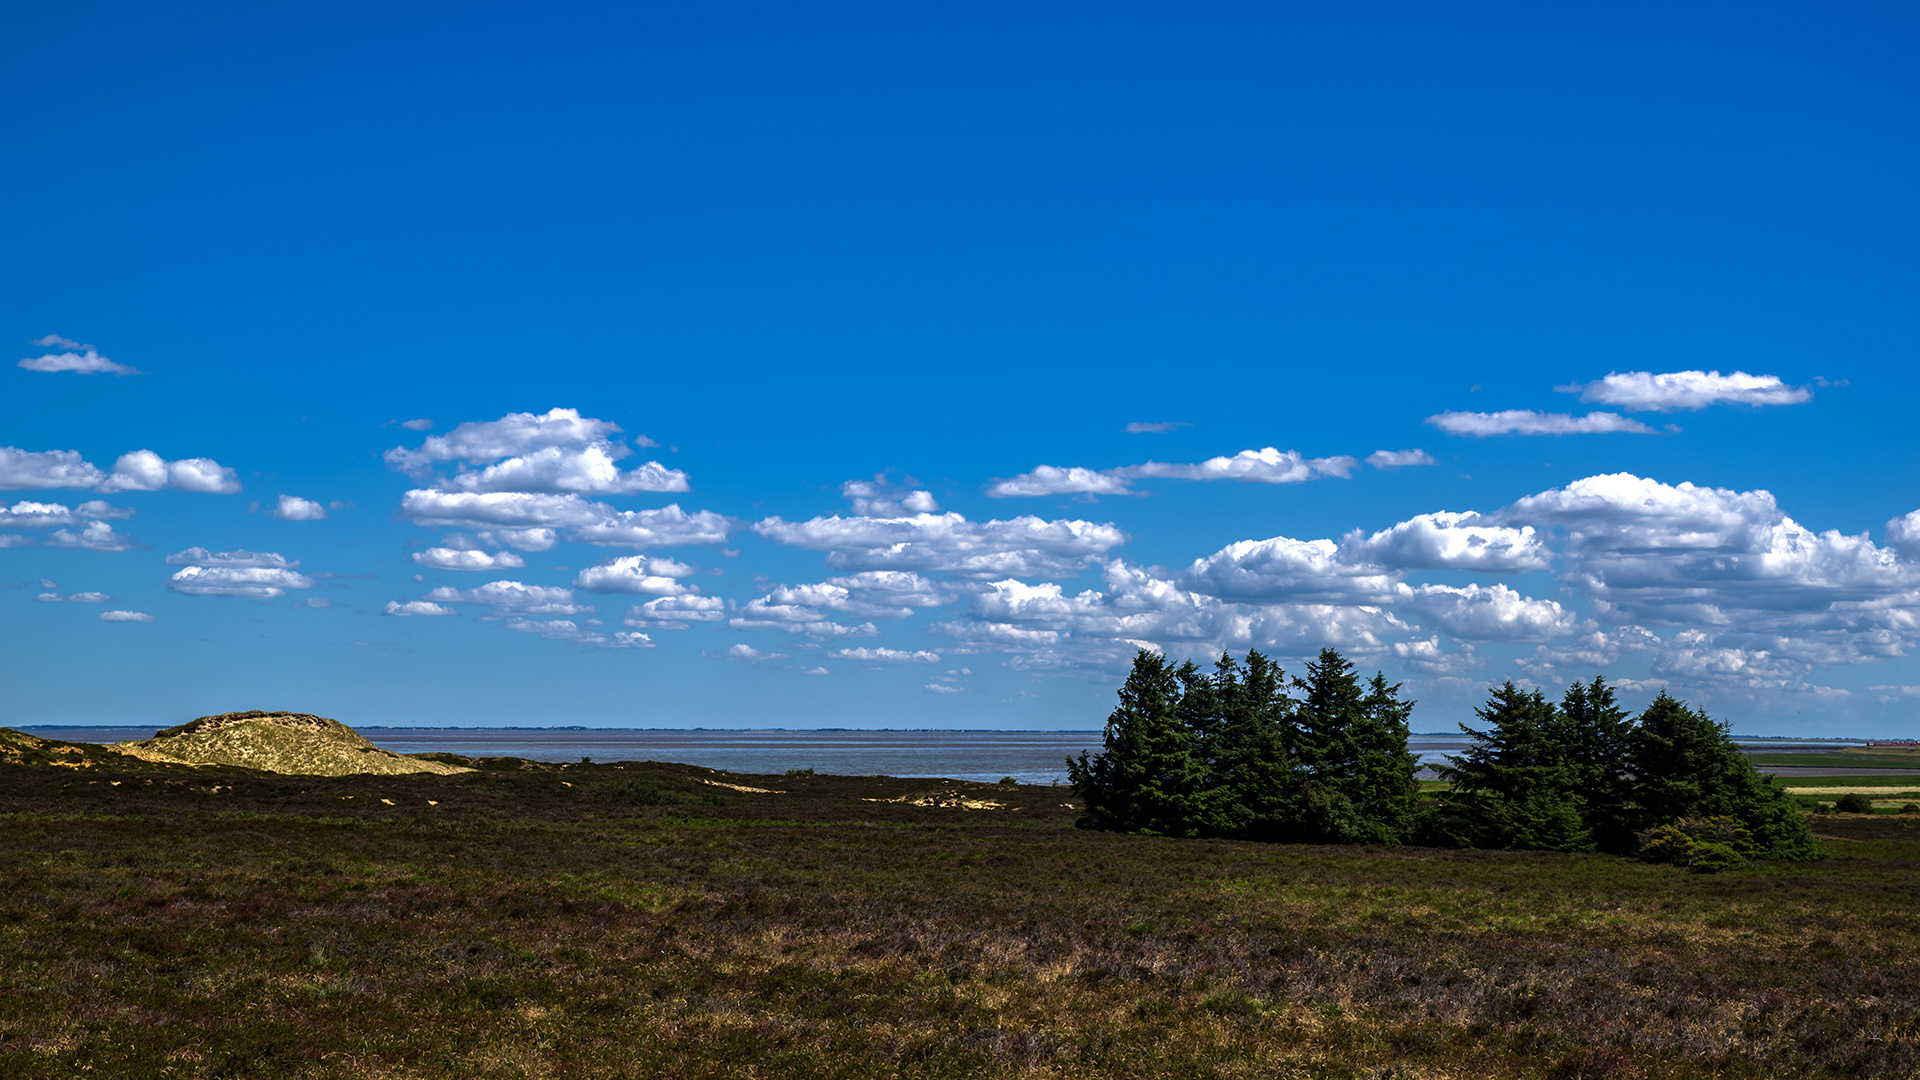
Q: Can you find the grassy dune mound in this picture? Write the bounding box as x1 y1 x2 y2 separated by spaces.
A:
112 710 471 776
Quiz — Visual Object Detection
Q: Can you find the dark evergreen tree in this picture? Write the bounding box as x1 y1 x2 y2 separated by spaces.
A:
1350 672 1422 844
1195 650 1303 841
1067 650 1207 836
1290 649 1418 844
1440 681 1593 852
1560 676 1635 852
1627 692 1817 860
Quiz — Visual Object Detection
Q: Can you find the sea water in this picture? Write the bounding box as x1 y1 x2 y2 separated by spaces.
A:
17 727 1862 786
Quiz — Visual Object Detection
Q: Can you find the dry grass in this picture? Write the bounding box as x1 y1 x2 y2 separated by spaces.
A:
1 753 1916 1078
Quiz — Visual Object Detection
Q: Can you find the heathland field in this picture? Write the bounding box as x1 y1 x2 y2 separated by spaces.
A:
3 751 1918 1079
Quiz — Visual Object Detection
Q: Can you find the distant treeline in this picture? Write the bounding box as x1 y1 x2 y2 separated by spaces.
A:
1067 649 1816 865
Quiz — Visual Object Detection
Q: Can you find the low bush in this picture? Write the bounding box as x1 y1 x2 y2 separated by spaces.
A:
1836 792 1876 814
1636 816 1753 872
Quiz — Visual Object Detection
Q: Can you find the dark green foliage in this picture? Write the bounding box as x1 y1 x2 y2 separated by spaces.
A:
1903 803 1919 815
1629 692 1818 860
1071 648 1419 845
1835 792 1875 814
1192 651 1302 842
1559 676 1635 851
1068 651 1207 837
1439 682 1594 853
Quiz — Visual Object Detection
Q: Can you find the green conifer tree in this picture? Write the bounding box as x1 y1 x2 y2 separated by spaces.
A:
1560 675 1634 852
1067 650 1208 836
1441 681 1593 852
1626 692 1816 860
1196 650 1303 841
1350 672 1422 844
1291 648 1414 844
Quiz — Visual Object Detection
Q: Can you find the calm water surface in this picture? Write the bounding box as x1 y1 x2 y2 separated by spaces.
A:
18 727 1869 786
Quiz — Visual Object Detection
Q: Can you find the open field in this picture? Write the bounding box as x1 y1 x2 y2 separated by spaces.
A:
1746 752 1920 771
3 754 1918 1079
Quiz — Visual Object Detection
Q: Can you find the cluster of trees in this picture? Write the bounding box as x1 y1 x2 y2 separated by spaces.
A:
1068 649 1817 862
1066 648 1422 845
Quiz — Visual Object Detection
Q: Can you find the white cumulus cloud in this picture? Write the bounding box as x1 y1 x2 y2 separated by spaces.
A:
986 466 1136 498
1406 584 1577 642
45 521 139 552
97 450 242 494
410 548 528 571
829 647 942 663
1426 410 1659 437
1339 512 1548 572
270 494 327 521
385 600 458 617
1120 447 1360 484
1560 370 1811 412
623 594 726 629
166 547 298 569
19 336 141 376
574 555 699 594
98 610 156 623
424 580 591 616
169 566 315 598
385 407 681 493
1365 449 1435 469
756 510 1125 579
0 448 106 490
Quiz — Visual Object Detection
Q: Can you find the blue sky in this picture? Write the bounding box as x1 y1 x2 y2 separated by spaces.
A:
5 1 1918 734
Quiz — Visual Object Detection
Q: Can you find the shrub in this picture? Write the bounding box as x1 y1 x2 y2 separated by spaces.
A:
1835 793 1875 814
785 768 815 778
606 780 669 806
1636 816 1753 872
1902 803 1918 815
999 776 1019 786
1686 841 1745 874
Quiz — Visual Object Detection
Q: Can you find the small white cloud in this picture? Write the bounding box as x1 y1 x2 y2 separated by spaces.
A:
270 494 327 521
986 466 1135 498
1125 421 1189 434
423 579 590 615
97 450 242 494
410 548 528 571
803 666 830 676
399 418 434 431
385 600 458 617
1425 410 1658 437
98 610 156 623
40 590 115 603
1121 447 1360 484
829 646 943 663
1559 370 1811 412
45 521 139 552
292 597 335 609
573 554 698 594
19 338 141 376
725 643 786 661
165 547 298 569
0 499 131 528
169 566 315 598
0 447 106 491
1365 449 1436 469
924 682 964 694
842 478 941 516
622 594 726 629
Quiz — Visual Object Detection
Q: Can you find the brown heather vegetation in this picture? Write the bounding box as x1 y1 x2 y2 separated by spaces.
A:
2 742 1918 1079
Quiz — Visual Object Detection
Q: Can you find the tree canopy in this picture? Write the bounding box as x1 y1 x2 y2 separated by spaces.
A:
1071 650 1818 864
